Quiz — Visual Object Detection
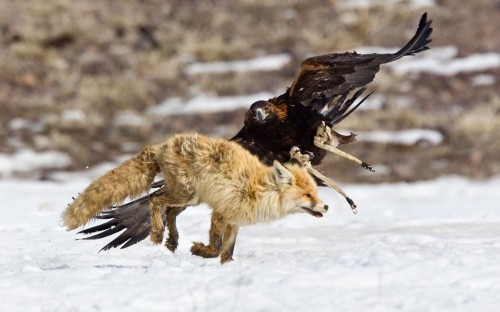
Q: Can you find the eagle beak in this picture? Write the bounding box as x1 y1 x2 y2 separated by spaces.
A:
255 108 267 122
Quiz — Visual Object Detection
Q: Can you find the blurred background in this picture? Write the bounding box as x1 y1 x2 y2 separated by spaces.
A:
1 0 498 183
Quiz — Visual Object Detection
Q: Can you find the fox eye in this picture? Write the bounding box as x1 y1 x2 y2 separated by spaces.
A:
305 193 312 198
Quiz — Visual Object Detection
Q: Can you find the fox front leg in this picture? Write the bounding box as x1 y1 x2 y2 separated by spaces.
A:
191 213 226 258
165 206 187 252
220 224 239 264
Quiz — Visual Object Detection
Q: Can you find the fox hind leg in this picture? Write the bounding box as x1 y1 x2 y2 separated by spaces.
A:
149 190 196 245
191 212 226 258
165 206 187 252
149 194 168 245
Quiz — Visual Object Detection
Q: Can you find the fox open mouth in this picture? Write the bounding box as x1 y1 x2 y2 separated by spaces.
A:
302 207 324 218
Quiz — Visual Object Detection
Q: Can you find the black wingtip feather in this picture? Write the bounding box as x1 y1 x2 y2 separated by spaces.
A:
150 180 165 189
121 230 150 249
388 12 433 62
331 90 373 126
98 219 152 252
77 218 119 235
325 87 371 126
79 224 126 240
99 232 133 252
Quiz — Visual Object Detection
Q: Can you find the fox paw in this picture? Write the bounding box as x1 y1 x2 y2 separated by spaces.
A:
190 242 206 256
150 229 164 245
220 254 233 264
165 238 178 253
190 242 219 258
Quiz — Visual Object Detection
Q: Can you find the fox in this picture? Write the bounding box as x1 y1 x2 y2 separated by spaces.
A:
62 133 328 264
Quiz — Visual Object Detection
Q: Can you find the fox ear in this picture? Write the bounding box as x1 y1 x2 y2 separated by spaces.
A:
273 161 293 186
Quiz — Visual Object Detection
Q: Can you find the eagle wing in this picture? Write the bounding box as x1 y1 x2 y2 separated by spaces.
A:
77 191 164 251
288 12 432 119
77 13 433 251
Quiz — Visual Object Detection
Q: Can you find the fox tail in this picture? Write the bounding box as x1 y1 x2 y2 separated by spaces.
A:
62 145 160 230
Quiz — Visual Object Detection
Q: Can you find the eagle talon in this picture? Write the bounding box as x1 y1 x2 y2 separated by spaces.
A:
304 151 315 160
315 121 333 145
346 197 357 214
361 162 375 172
290 147 312 167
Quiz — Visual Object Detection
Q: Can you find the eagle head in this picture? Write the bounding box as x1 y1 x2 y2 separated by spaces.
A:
246 101 273 124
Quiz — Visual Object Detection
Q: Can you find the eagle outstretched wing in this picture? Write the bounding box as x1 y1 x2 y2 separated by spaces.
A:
79 13 433 249
289 12 432 116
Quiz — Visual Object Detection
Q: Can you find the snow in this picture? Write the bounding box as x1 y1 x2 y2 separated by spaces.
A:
61 109 87 123
337 0 435 9
355 129 444 146
2 174 500 311
114 110 149 127
471 74 496 87
392 52 500 76
185 54 291 75
356 46 500 76
0 149 72 178
149 92 273 116
150 54 287 116
9 118 45 133
9 118 32 131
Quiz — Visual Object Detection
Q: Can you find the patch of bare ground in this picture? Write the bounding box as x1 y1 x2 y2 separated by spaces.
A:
0 0 498 182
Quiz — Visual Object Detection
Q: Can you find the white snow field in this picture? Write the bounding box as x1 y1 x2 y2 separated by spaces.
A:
1 174 500 311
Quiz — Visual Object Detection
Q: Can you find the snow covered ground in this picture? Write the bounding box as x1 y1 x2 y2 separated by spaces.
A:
1 174 500 311
1 43 499 310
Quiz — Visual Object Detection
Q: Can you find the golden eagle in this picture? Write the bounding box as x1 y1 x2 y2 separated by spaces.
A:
79 13 432 250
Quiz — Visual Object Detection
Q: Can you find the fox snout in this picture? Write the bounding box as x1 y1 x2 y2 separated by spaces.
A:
302 200 328 218
315 202 329 213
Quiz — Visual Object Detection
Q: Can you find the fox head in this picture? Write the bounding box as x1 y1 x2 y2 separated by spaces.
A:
272 161 328 218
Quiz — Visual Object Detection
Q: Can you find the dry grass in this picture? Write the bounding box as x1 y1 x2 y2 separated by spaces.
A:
1 0 499 181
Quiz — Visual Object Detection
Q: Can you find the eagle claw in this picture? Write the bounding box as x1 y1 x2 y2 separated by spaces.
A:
290 147 312 167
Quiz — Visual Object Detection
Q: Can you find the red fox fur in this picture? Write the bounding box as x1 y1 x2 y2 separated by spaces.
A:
62 133 328 263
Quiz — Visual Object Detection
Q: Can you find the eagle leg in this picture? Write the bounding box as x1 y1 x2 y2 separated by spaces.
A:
290 147 357 214
314 122 374 172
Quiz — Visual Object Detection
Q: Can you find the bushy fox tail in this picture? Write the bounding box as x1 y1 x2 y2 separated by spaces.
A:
62 145 160 230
